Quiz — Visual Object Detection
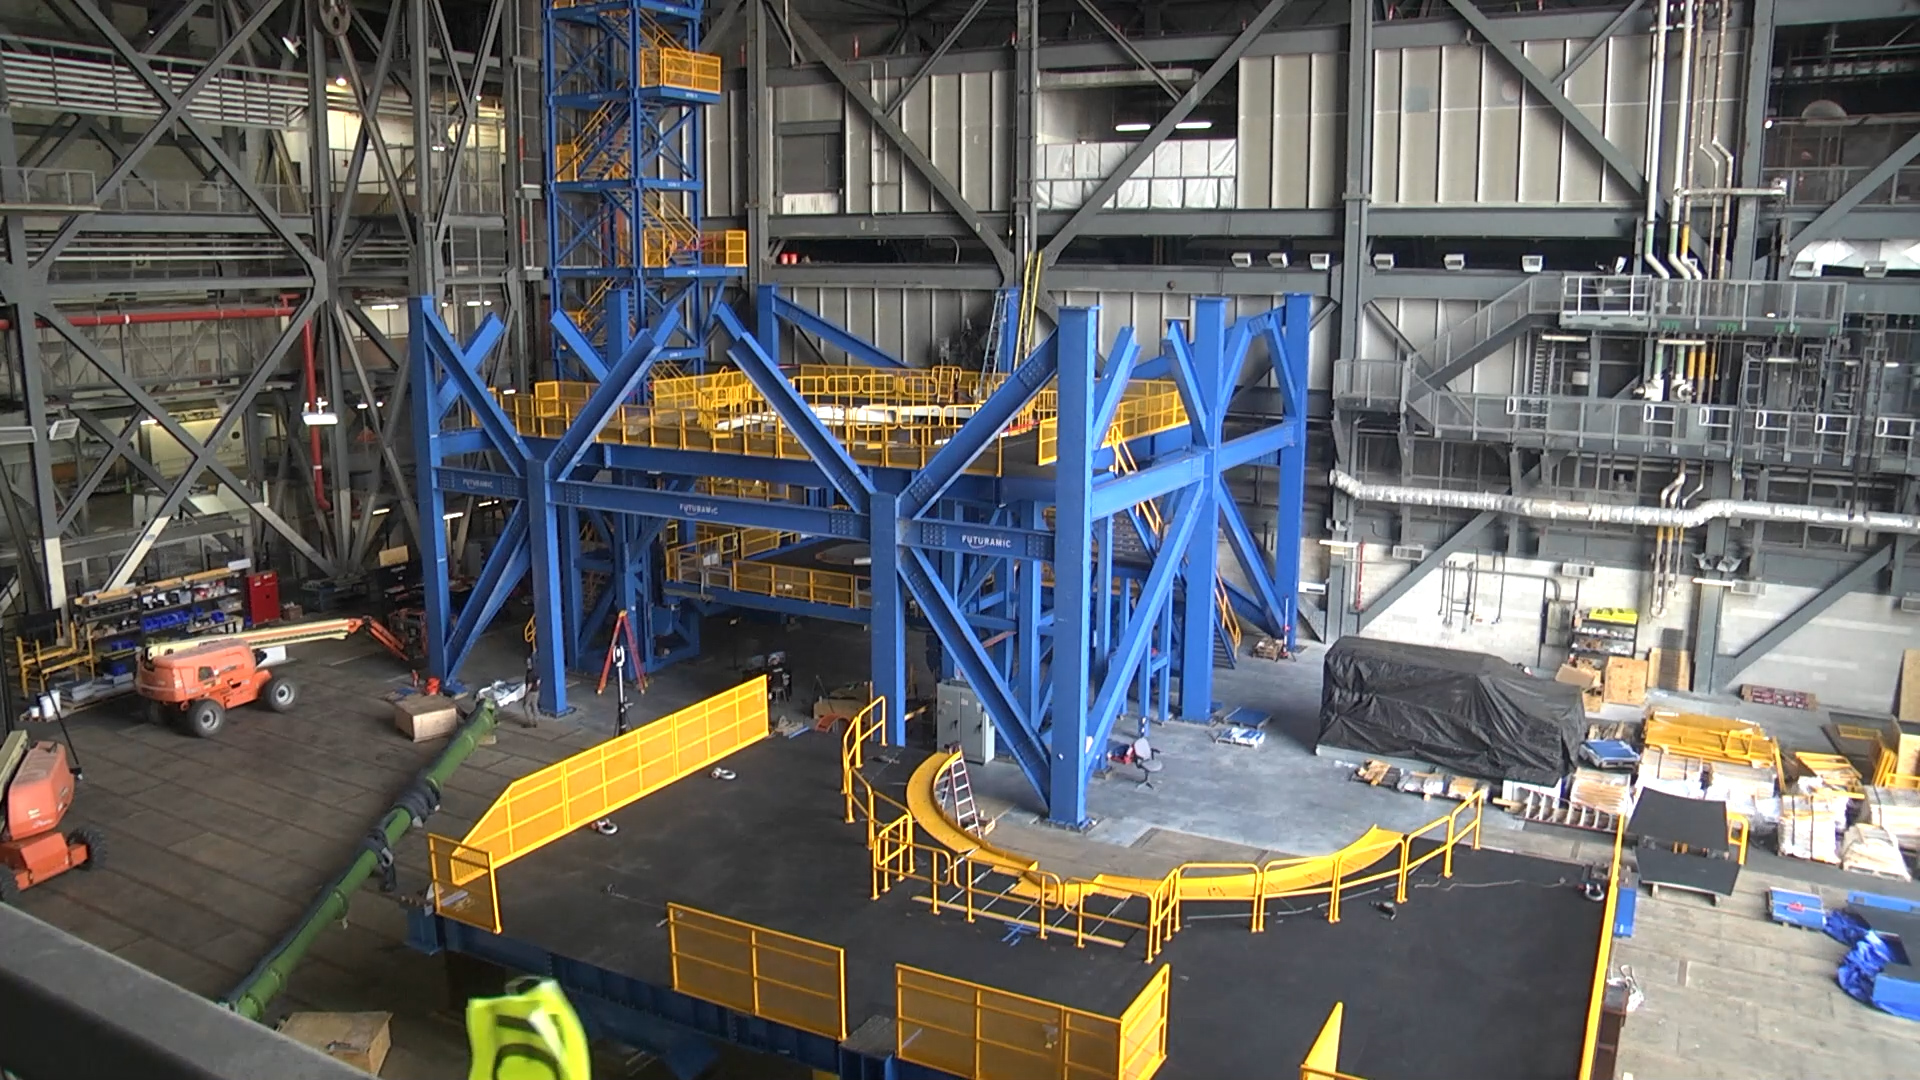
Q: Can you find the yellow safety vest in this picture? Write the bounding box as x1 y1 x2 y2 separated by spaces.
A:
466 977 591 1080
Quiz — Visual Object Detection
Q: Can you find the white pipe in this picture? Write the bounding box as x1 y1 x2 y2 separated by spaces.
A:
1328 469 1920 534
1641 0 1672 278
1666 0 1700 281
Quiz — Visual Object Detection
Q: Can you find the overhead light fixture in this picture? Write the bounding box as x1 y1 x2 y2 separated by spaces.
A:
1443 253 1466 271
139 416 158 426
443 511 465 521
464 299 483 307
1372 253 1395 271
1267 252 1289 268
47 418 80 440
370 301 400 311
501 388 518 395
1864 260 1889 278
1540 333 1586 343
301 398 339 426
1173 119 1212 131
280 34 301 57
1231 252 1253 268
1789 259 1816 278
1114 122 1152 133
1658 338 1707 347
1308 253 1331 271
333 75 347 87
356 401 370 410
1521 254 1545 273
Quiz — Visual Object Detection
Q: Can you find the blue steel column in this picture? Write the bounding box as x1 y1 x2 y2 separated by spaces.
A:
1016 501 1043 720
526 474 569 715
870 488 908 745
1274 294 1311 650
1048 307 1097 827
1179 300 1227 721
409 297 452 683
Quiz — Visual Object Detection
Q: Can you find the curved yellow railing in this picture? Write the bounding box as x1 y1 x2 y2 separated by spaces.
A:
840 708 1485 963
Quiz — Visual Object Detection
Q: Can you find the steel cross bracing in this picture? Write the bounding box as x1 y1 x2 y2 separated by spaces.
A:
412 281 1310 826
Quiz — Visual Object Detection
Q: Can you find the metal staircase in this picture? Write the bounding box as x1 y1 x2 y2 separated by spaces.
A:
1401 274 1561 432
1112 441 1240 666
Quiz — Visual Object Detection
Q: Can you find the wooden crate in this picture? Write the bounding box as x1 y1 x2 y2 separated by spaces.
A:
1603 656 1649 706
1899 649 1920 722
278 1011 391 1075
1646 647 1692 692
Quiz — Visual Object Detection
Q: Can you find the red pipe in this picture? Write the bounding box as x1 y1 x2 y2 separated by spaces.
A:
0 305 295 330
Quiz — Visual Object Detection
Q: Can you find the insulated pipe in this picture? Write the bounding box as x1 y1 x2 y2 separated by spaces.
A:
223 697 503 1022
0 305 295 330
1642 0 1672 278
1329 469 1920 535
1666 0 1700 280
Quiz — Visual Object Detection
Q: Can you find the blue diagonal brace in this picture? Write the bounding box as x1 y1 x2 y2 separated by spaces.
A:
548 308 682 479
1085 487 1201 778
1263 315 1307 423
1089 328 1140 442
900 332 1058 518
549 310 611 382
1217 479 1287 636
445 504 531 675
1216 316 1255 410
423 311 523 466
1162 327 1205 441
713 305 874 514
772 294 906 369
899 546 1051 802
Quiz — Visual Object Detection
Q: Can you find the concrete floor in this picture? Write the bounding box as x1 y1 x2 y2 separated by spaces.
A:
14 619 1920 1079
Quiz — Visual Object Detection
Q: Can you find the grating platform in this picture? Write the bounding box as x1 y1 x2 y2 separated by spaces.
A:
487 731 1600 1079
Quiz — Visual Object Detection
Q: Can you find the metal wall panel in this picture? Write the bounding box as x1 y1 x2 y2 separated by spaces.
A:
1236 52 1344 209
705 88 742 219
841 69 1009 215
1364 297 1517 394
1236 32 1743 209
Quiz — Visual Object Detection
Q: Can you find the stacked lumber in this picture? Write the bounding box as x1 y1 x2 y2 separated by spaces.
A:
1862 786 1920 853
1707 760 1780 826
1637 745 1706 800
1569 767 1635 818
1841 824 1913 881
1777 794 1846 864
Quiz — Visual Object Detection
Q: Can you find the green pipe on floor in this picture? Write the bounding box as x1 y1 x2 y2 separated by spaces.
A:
223 697 502 1022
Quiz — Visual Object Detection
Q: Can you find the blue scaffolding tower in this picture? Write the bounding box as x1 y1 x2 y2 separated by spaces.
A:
410 0 1311 831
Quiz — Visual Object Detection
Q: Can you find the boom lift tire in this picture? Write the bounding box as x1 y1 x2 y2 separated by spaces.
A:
264 676 298 713
182 699 226 739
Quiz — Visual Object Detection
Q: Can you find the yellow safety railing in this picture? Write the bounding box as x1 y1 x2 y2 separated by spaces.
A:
1642 709 1784 775
667 903 848 1041
1111 440 1240 655
1577 813 1629 1080
704 229 748 267
427 677 769 910
1873 745 1920 790
492 366 1187 478
638 46 722 95
666 528 868 610
427 835 501 934
1299 1003 1368 1080
895 963 1171 1080
856 744 1484 963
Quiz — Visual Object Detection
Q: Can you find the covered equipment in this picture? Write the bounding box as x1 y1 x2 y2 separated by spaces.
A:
1319 638 1583 784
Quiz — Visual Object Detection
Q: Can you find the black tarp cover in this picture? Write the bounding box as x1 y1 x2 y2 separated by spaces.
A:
1318 637 1584 784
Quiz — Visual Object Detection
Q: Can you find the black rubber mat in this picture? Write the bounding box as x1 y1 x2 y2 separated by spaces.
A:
497 732 1600 1079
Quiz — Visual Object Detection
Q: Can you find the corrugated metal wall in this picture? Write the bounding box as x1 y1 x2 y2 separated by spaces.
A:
1238 32 1743 208
845 70 1010 215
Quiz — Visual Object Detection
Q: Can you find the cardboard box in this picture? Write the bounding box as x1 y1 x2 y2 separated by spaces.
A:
279 1011 391 1074
394 694 460 742
1603 656 1649 707
1556 662 1605 715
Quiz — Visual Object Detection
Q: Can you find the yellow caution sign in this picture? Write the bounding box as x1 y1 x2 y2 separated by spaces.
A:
1586 607 1640 626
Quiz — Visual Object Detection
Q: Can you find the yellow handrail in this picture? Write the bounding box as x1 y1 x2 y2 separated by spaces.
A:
1113 440 1240 654
1576 814 1629 1080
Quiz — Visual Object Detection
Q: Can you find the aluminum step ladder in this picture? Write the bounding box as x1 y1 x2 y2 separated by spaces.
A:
937 755 986 837
1516 788 1619 833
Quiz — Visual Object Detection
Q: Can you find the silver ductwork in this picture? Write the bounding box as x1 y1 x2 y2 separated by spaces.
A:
1329 470 1920 535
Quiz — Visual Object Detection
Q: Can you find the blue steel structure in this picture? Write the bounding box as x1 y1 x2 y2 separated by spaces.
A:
413 2 1311 831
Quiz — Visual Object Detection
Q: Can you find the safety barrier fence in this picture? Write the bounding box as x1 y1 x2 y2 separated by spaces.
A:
426 677 769 933
1577 814 1630 1080
895 964 1171 1080
665 527 869 610
667 903 848 1042
1873 746 1920 790
844 700 1488 965
488 364 1187 477
638 46 721 95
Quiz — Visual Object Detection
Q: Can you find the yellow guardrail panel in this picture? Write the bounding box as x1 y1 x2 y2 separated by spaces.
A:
1117 965 1171 1080
427 835 501 933
459 677 768 870
668 903 848 1041
1578 817 1628 1080
897 965 1129 1080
